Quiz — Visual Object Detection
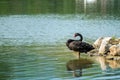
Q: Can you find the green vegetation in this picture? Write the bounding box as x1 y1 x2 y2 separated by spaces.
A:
0 0 120 17
0 0 75 15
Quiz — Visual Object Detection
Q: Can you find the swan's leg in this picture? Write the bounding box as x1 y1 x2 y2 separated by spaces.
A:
78 52 80 59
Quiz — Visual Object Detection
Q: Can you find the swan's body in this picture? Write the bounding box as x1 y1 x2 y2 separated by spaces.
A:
66 33 94 58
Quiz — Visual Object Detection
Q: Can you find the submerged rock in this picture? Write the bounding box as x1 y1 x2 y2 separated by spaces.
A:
95 56 120 70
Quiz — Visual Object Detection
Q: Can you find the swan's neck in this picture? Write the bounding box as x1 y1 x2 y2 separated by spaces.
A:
78 34 83 41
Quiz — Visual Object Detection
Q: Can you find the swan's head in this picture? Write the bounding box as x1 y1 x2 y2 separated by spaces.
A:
74 33 81 37
74 33 83 41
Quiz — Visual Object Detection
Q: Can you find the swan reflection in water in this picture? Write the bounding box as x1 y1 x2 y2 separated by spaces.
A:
66 58 93 77
96 56 120 71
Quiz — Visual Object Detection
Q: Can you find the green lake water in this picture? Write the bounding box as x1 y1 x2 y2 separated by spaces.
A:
0 0 120 80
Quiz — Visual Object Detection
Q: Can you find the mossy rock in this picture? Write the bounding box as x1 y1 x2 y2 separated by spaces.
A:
109 38 120 45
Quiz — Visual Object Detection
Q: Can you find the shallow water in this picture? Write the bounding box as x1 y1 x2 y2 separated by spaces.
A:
0 0 120 80
1 46 120 80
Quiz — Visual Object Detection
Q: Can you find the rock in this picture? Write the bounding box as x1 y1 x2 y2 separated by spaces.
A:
93 37 104 49
109 38 120 45
98 37 112 55
88 49 99 56
109 44 120 56
87 37 120 59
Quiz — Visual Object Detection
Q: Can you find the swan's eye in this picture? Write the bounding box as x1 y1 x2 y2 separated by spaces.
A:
74 34 77 37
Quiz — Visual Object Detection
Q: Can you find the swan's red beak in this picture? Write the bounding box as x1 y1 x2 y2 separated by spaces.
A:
74 34 76 38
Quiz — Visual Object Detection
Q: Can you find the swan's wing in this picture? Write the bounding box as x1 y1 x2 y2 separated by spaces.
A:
66 39 74 49
80 42 94 52
69 41 81 51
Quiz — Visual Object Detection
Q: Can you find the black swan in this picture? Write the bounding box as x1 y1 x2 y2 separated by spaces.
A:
66 33 94 58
